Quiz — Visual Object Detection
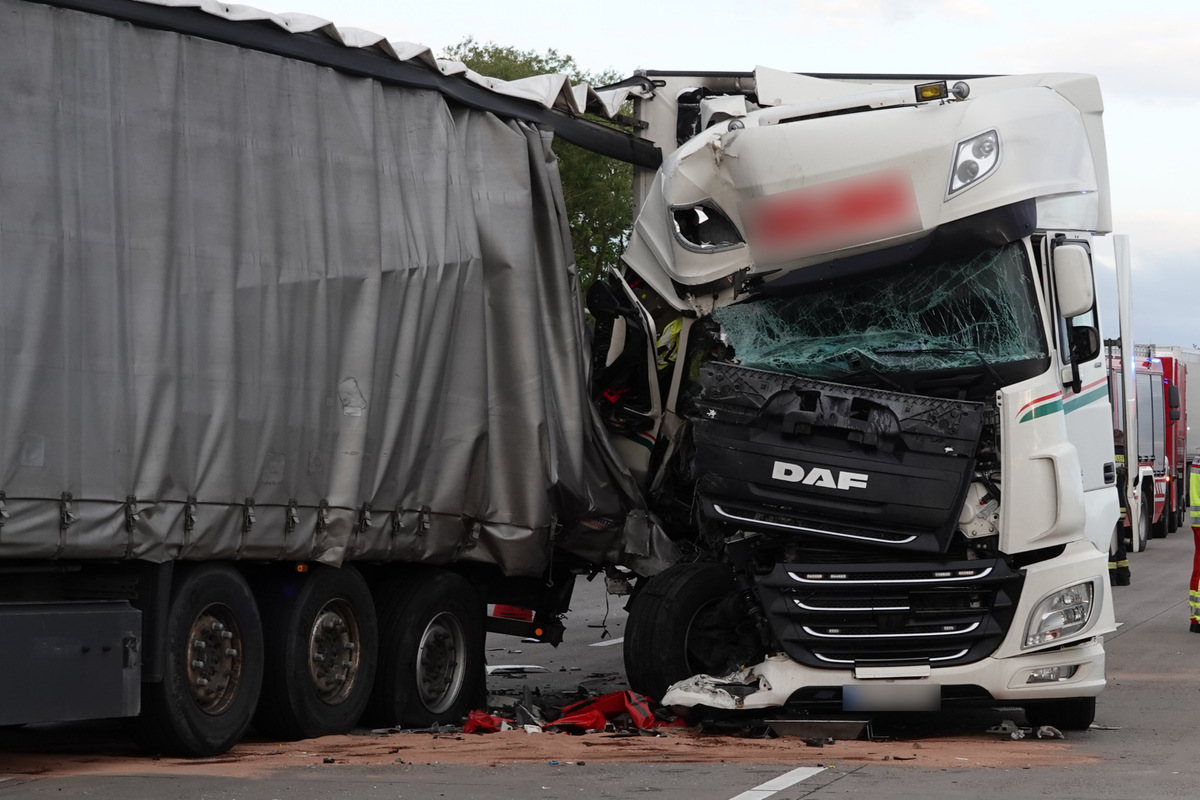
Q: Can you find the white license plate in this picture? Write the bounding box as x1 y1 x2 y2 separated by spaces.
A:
842 682 941 712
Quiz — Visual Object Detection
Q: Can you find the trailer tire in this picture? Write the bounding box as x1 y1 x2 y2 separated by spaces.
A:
624 561 759 701
133 564 264 757
366 569 484 728
1023 696 1096 731
253 564 378 739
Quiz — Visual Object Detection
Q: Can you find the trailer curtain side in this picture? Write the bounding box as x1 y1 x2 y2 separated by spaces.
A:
0 0 651 574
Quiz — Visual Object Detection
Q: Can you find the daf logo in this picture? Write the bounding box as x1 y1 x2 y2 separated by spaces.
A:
771 460 869 491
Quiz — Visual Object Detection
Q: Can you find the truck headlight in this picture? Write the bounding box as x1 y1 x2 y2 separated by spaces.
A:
1024 581 1094 648
946 130 1000 198
671 203 744 251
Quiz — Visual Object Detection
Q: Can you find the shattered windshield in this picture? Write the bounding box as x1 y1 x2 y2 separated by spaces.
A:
712 242 1047 381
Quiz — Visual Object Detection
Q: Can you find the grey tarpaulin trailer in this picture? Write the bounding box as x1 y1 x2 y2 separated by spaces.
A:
0 0 670 755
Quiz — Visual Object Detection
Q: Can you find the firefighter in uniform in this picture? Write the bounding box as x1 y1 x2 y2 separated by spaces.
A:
1109 430 1131 585
1189 455 1200 633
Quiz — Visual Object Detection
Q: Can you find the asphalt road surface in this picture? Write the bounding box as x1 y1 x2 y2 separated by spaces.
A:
3 531 1199 799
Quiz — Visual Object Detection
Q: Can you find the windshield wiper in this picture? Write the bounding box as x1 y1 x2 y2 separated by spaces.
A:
875 346 1005 387
838 361 908 393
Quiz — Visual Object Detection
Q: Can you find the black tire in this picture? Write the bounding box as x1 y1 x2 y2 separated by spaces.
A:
624 561 759 701
253 564 378 740
1024 696 1096 731
134 564 264 757
1152 495 1169 539
366 569 484 728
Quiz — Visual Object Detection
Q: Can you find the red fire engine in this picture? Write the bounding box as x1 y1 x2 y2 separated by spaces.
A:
1108 346 1177 551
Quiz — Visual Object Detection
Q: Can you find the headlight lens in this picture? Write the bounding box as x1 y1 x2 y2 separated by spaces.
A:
1024 581 1094 648
947 130 1000 198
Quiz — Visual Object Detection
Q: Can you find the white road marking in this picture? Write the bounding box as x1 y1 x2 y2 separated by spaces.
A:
729 766 825 800
588 636 625 647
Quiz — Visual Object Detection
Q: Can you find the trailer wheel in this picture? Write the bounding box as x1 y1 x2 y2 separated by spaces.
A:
253 565 378 739
367 569 484 727
1023 696 1096 731
134 564 264 757
624 561 760 701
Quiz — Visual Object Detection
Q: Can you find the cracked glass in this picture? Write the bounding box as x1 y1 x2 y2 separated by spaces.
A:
712 242 1047 380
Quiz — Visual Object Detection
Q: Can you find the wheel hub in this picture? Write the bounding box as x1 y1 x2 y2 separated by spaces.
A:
415 612 465 714
307 599 362 704
185 605 243 715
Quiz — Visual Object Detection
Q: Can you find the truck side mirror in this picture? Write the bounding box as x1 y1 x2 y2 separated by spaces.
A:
1168 384 1181 409
1068 325 1100 364
1053 244 1094 318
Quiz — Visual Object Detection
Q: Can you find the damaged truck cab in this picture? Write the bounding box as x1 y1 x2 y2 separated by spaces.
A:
601 69 1120 729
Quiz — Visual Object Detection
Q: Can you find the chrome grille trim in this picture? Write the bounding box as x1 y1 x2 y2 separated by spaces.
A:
712 503 918 544
794 599 911 612
787 567 994 585
812 649 970 665
802 621 981 639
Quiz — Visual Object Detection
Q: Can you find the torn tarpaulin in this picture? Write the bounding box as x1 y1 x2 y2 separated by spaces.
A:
547 691 686 733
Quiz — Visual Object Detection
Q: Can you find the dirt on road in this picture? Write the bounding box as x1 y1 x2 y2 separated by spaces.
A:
0 720 1098 779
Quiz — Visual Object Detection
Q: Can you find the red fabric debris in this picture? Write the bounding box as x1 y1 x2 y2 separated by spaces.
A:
548 690 686 732
462 710 514 734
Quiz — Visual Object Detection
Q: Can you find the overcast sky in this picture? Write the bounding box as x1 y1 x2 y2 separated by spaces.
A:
253 0 1199 348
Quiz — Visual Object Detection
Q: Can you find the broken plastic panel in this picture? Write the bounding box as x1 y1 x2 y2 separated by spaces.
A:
712 242 1047 380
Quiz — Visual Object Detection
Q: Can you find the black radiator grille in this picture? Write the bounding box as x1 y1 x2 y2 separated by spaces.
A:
756 559 1023 669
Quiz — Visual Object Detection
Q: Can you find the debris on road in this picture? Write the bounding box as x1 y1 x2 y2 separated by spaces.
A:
486 665 550 676
546 691 686 734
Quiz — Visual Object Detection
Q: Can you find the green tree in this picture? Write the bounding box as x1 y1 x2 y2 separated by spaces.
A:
444 39 632 291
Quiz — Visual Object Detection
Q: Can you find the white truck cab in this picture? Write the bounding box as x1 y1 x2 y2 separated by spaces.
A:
601 69 1122 730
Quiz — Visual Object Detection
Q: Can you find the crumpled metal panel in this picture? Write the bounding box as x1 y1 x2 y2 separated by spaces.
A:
0 0 666 576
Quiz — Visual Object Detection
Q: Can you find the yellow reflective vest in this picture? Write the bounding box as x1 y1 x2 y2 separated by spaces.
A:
1191 456 1200 527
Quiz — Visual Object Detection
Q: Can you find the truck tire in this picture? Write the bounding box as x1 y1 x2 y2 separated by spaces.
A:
253 564 378 739
1152 494 1169 539
134 564 264 757
1023 696 1096 731
1131 493 1150 552
624 561 757 701
366 569 484 727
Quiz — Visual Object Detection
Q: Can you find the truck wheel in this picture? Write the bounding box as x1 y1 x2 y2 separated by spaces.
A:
1152 495 1169 539
624 561 754 701
253 565 378 739
1023 696 1096 731
367 569 484 727
134 564 264 756
1131 494 1151 552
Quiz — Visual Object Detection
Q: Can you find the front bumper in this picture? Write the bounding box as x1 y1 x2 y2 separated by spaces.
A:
662 638 1105 710
662 540 1115 710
